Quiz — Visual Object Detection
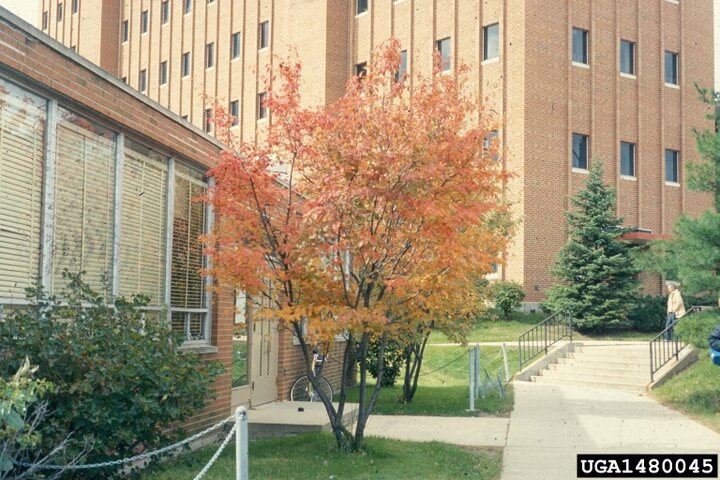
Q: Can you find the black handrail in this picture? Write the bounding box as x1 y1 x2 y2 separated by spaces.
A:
518 310 573 369
649 306 701 382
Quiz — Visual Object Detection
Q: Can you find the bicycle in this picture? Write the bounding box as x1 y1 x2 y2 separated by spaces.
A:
289 349 333 402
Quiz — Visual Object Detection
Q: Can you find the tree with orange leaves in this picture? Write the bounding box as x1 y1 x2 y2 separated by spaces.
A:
205 39 513 451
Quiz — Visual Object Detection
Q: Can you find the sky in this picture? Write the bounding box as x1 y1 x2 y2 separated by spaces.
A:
0 0 717 89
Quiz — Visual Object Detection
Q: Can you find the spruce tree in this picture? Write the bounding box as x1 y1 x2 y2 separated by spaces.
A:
544 160 640 332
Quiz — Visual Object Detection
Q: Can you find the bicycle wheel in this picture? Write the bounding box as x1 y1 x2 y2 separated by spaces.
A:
290 375 333 402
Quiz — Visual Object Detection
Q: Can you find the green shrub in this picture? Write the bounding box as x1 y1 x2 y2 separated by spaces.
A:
491 281 525 320
367 339 406 387
629 295 666 332
0 273 223 478
675 310 720 349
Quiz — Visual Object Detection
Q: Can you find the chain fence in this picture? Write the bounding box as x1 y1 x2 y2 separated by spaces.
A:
468 344 511 410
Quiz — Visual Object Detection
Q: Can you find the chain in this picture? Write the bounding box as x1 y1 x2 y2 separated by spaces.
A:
192 423 237 480
14 414 235 471
419 350 468 376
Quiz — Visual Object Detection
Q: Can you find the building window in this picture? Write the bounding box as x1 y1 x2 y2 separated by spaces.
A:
483 23 499 61
205 42 215 69
484 130 500 161
141 10 149 34
230 100 239 126
620 142 635 177
355 62 367 78
72 0 78 14
396 50 408 81
121 76 127 83
42 11 48 29
181 114 189 121
70 45 76 53
204 108 212 133
572 28 588 64
182 52 190 77
57 3 63 22
665 149 679 183
208 0 215 3
139 69 147 93
620 40 635 75
357 0 368 14
184 0 192 15
121 20 128 42
258 92 267 120
159 61 168 85
231 32 242 59
572 133 588 170
259 21 269 49
665 51 679 85
161 1 169 24
435 37 451 71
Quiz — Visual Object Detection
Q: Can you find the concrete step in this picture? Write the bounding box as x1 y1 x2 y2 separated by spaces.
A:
537 370 649 385
547 364 648 379
557 358 650 369
568 350 648 361
530 375 646 392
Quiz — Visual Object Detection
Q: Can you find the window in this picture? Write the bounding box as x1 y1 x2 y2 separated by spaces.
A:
231 32 242 59
484 130 500 161
435 37 451 71
357 0 368 14
0 80 47 299
42 11 48 29
572 133 588 170
121 20 128 42
182 52 190 77
171 164 209 342
53 110 116 294
665 51 678 85
229 100 239 126
355 62 367 78
181 115 189 121
258 92 267 120
141 10 149 34
620 40 635 75
139 69 147 92
203 108 212 133
483 23 499 61
208 0 215 3
161 1 169 24
205 42 215 69
70 45 76 53
665 149 679 183
572 28 588 64
184 0 192 14
620 142 635 177
159 61 168 85
57 2 63 22
72 0 78 14
259 21 269 49
121 76 127 83
395 50 408 81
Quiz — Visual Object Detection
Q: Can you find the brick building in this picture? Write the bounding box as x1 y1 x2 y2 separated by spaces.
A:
34 0 715 409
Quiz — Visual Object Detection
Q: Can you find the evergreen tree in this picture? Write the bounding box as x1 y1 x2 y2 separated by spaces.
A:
544 160 640 332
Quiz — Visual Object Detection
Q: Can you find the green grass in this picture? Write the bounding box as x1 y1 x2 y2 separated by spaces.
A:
652 354 720 434
429 311 657 344
142 433 503 480
232 341 248 388
345 345 518 416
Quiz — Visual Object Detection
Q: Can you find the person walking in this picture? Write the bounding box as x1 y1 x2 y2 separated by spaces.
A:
665 281 686 340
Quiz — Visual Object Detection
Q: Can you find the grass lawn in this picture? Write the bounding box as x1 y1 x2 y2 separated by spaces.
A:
142 433 503 480
429 310 657 344
232 340 248 388
652 354 720 434
345 345 518 416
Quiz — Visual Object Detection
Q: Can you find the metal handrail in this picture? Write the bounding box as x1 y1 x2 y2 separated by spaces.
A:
518 310 573 369
649 305 701 382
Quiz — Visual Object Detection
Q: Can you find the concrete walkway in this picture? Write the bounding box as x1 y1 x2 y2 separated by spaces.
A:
501 381 720 480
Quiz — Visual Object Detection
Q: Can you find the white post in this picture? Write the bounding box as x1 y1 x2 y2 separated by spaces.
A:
236 406 248 480
468 348 475 411
502 343 510 382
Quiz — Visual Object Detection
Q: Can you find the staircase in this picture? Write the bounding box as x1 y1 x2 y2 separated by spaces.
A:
530 343 650 392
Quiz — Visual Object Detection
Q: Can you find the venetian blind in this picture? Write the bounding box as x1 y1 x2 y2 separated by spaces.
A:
119 144 168 304
53 111 115 294
0 80 46 298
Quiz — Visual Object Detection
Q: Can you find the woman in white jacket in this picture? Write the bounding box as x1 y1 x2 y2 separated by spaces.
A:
664 282 685 340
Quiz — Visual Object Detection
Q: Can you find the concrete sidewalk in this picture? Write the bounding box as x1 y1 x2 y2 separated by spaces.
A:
501 381 720 480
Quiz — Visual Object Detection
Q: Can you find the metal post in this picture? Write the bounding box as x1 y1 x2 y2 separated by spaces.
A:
236 407 248 480
502 343 510 382
474 345 480 397
469 348 476 411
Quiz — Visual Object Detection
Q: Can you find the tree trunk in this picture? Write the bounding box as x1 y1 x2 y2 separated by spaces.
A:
401 329 431 403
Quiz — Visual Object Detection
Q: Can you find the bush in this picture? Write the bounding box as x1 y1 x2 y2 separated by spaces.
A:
628 295 666 332
491 281 525 320
675 310 720 349
0 273 223 478
367 339 406 387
